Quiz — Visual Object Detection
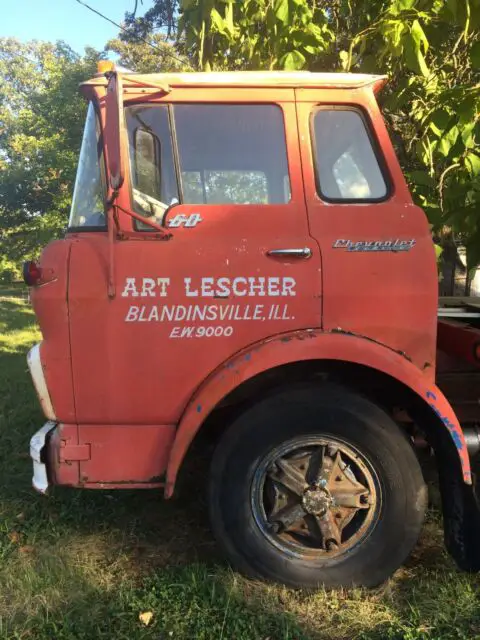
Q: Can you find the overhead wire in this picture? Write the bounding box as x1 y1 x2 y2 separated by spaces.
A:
72 0 192 69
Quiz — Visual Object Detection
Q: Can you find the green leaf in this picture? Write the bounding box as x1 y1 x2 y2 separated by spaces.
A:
410 170 436 188
465 153 480 177
471 41 480 69
266 6 277 30
417 49 429 77
458 96 477 125
444 125 460 147
210 8 226 34
274 0 289 24
402 32 429 76
397 0 417 9
429 109 451 137
437 137 452 157
446 0 459 20
339 50 349 70
279 50 306 70
461 121 476 148
411 19 429 53
225 2 234 34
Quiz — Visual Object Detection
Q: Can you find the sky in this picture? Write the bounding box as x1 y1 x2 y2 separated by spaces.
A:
0 0 155 54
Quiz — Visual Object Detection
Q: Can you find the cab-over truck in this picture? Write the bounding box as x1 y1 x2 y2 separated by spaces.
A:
25 65 480 588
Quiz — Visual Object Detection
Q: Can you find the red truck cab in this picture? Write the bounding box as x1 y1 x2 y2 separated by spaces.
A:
26 67 480 589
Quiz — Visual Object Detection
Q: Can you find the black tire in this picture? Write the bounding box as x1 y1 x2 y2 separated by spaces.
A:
208 384 427 589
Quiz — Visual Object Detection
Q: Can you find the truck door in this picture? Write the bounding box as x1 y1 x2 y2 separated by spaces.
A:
67 87 322 441
295 88 437 372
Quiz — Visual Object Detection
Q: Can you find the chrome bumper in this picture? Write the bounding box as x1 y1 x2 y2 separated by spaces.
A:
27 343 56 421
30 421 56 493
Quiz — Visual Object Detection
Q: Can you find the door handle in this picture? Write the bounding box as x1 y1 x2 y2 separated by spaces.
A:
266 248 312 259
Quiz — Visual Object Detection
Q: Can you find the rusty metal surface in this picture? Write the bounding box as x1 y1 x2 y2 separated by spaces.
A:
166 329 472 496
43 424 175 488
251 436 378 559
77 425 175 486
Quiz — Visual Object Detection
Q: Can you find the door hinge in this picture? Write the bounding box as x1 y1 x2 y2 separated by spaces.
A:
60 442 91 462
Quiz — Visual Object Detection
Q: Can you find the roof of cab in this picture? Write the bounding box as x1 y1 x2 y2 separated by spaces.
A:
81 70 388 91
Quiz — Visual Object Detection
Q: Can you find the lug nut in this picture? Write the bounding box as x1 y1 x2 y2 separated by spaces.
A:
269 522 281 534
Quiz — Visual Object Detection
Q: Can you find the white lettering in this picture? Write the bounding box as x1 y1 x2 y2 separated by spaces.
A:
253 304 264 320
122 278 139 298
205 305 217 321
125 305 139 321
201 277 215 297
157 278 170 297
216 277 230 297
184 213 203 227
282 277 296 296
148 306 159 322
174 306 187 321
180 326 195 338
232 277 248 297
141 278 156 297
169 214 187 228
192 305 207 321
161 306 175 321
268 277 280 296
184 277 199 297
170 327 180 338
248 276 266 296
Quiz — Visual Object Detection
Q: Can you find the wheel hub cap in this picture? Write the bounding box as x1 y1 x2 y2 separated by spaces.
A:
302 486 332 515
251 436 380 559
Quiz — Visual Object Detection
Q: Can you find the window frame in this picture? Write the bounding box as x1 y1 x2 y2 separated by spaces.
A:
68 101 108 233
309 105 392 205
125 101 293 232
125 103 181 231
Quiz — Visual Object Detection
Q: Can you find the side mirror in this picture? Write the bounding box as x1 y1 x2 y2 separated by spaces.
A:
133 128 161 197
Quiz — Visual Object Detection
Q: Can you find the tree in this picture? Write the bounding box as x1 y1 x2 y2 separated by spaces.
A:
0 39 100 279
106 32 188 73
130 0 480 288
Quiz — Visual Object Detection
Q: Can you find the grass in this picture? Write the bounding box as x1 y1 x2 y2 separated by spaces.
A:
1 285 480 639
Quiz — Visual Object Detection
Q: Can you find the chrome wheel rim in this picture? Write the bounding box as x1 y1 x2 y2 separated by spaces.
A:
251 436 381 560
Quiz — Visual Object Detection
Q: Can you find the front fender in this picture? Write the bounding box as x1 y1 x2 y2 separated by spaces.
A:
165 329 471 497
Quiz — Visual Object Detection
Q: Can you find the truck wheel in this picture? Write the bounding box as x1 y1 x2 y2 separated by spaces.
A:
208 384 427 589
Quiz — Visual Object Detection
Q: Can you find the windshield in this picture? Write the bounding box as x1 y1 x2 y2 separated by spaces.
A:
69 102 106 229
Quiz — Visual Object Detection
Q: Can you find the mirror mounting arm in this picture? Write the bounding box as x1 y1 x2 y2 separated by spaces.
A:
115 203 173 240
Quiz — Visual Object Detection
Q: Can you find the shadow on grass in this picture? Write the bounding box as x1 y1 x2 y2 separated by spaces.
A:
1 559 315 640
0 297 37 334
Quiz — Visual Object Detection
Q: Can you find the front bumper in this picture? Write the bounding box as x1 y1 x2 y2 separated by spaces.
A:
30 421 56 493
27 343 56 421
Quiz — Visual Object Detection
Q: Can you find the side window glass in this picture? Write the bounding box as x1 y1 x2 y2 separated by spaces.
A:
173 104 291 205
311 109 388 201
125 105 179 226
69 103 105 229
